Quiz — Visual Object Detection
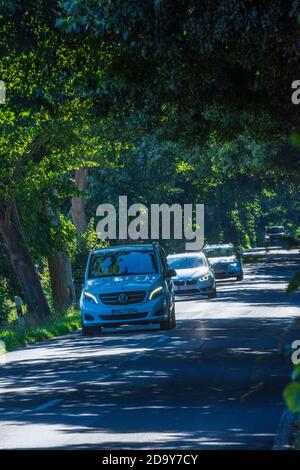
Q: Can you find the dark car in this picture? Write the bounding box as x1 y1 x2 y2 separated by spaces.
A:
264 226 287 247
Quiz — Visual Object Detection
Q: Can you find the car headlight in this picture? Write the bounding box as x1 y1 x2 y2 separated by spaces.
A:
199 274 211 281
149 286 163 300
82 291 98 304
265 235 270 240
230 262 238 267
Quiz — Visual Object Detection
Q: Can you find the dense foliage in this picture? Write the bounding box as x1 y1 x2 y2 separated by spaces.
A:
0 1 299 326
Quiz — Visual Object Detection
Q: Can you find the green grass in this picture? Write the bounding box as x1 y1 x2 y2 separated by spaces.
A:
0 307 81 352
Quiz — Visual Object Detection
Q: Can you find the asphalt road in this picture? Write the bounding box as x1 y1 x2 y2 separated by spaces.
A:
0 250 300 449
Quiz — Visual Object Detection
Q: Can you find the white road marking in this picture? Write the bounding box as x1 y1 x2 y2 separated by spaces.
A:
96 374 112 381
155 336 168 344
33 398 63 412
129 336 168 361
129 352 145 361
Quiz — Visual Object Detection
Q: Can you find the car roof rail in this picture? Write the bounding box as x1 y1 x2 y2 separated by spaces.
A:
91 243 97 252
91 242 105 252
91 242 158 253
203 242 234 247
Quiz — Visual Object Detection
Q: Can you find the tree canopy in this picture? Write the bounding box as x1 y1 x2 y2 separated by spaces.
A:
0 0 299 323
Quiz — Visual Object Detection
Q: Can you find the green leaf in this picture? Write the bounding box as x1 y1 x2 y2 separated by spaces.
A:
287 271 300 294
292 365 300 381
290 133 300 148
284 382 300 413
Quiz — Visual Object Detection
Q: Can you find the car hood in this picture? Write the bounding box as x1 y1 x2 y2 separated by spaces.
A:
84 274 162 293
208 257 236 265
174 267 209 279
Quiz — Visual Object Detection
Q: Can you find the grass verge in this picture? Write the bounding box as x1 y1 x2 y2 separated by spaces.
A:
0 307 81 353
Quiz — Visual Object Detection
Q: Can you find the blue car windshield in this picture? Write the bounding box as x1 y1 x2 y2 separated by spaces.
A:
168 256 205 270
266 227 284 234
88 250 158 278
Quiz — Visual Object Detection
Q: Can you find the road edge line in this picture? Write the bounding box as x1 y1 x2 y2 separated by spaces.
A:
33 398 63 412
272 407 294 450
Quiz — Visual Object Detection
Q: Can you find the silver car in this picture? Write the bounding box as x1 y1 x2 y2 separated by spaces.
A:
80 243 177 335
167 252 216 299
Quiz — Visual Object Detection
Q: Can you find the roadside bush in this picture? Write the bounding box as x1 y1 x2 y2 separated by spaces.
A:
284 365 300 413
0 277 13 325
39 261 54 311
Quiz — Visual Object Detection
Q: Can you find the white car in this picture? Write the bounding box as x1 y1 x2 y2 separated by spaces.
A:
167 252 216 299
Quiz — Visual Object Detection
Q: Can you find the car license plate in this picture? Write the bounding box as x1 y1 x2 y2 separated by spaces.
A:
215 267 226 273
111 308 138 314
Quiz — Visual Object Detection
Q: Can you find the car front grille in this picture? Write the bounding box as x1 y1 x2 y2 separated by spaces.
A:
176 289 200 295
100 312 148 321
214 263 227 269
186 279 197 285
174 280 185 286
174 279 197 286
99 291 146 305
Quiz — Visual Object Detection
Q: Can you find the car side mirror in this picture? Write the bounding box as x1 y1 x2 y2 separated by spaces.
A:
165 269 177 278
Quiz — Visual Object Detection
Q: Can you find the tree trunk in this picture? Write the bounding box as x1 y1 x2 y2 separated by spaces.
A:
0 199 51 326
71 167 88 233
48 252 76 314
46 193 76 314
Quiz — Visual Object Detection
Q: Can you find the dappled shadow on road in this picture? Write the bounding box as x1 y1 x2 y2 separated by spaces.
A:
200 253 300 309
0 313 299 450
0 252 299 449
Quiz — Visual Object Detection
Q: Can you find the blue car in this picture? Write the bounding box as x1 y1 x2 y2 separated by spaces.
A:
80 243 176 335
203 243 244 281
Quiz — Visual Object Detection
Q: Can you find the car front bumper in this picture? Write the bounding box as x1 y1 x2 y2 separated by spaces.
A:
214 266 242 279
81 294 170 327
265 237 285 246
173 279 215 298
